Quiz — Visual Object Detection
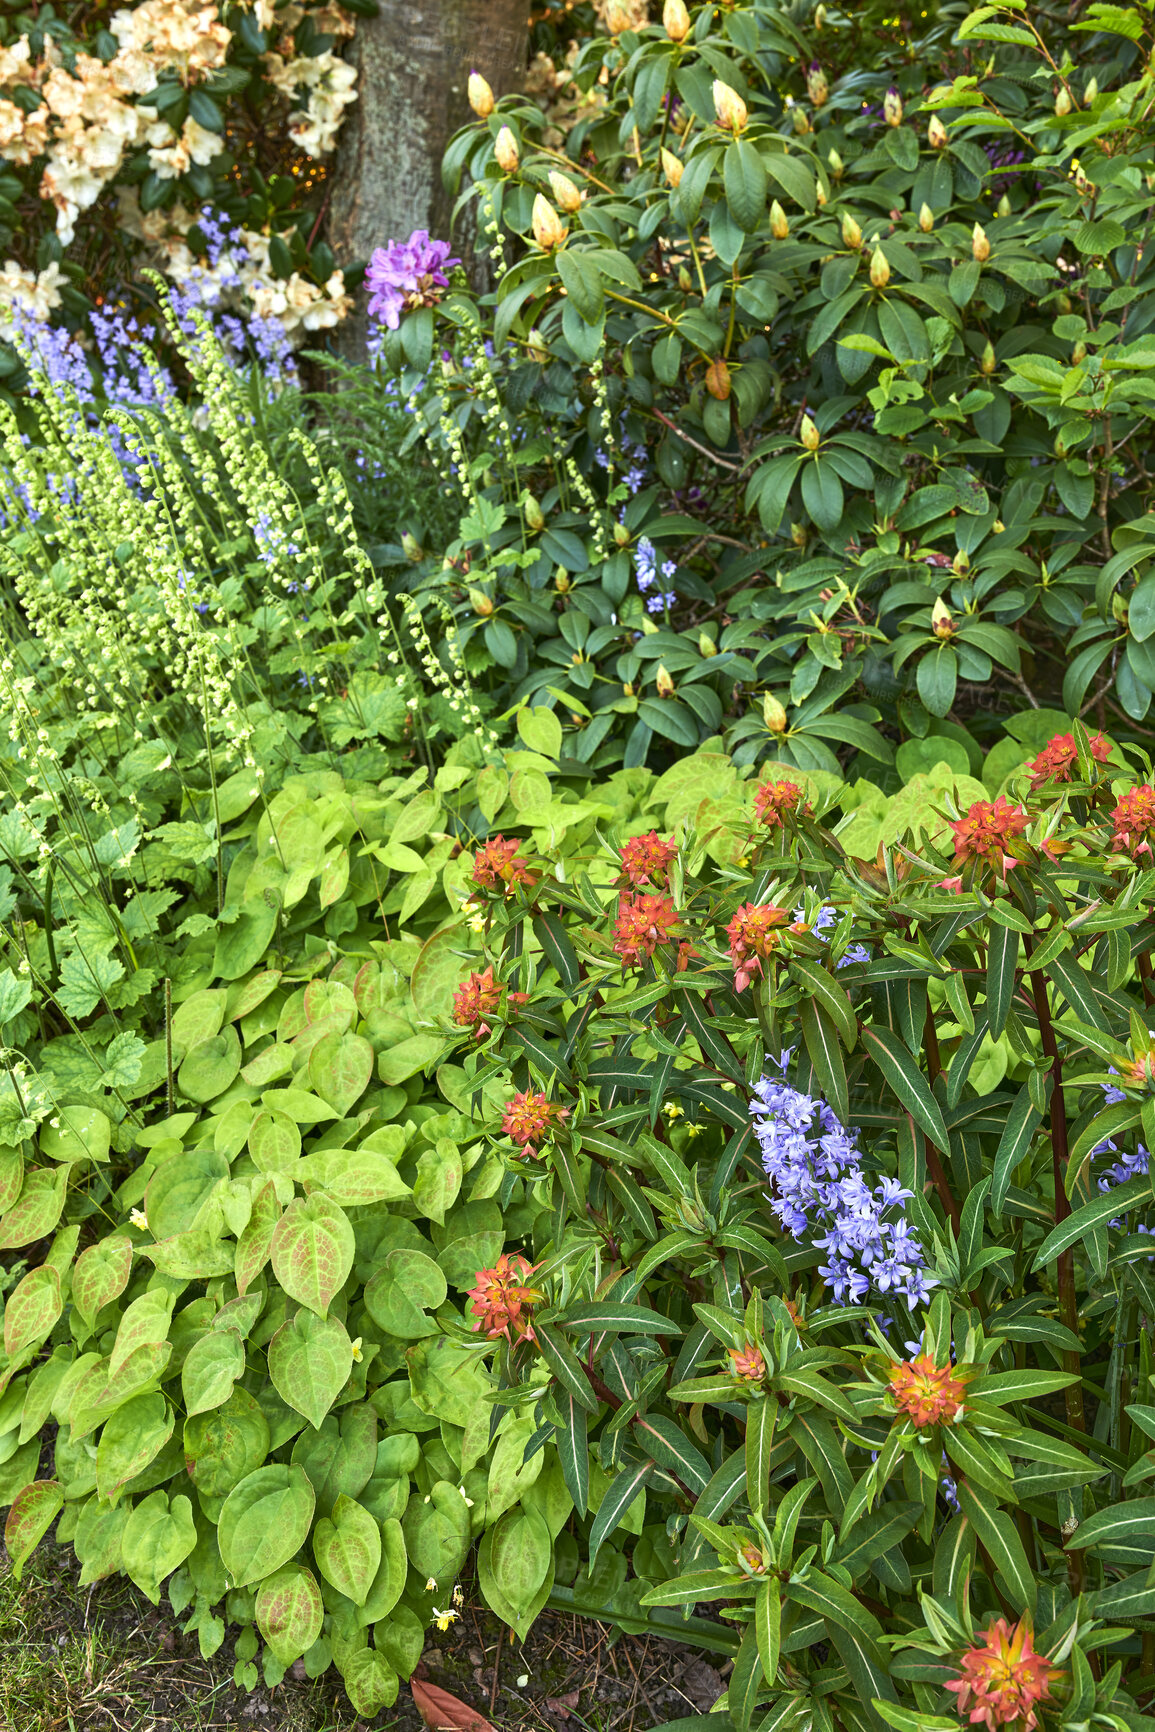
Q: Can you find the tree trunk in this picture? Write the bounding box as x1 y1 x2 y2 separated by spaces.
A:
328 0 528 357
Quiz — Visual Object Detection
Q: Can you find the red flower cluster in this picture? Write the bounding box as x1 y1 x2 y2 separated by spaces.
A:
948 797 1030 868
753 778 809 828
467 1253 542 1344
619 830 678 887
612 892 679 966
451 966 526 1038
889 1353 967 1427
472 836 535 891
1027 730 1109 789
1111 785 1155 858
500 1089 569 1158
727 901 788 992
946 1617 1057 1732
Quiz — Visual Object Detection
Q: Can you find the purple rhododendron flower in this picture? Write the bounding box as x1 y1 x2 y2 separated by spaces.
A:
366 231 460 330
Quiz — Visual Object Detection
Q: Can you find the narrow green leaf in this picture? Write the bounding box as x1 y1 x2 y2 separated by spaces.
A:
860 1025 950 1151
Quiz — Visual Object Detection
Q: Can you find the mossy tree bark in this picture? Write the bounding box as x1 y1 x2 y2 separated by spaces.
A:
328 0 528 354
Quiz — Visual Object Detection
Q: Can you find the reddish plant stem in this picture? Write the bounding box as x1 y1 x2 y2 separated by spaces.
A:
1139 948 1155 1009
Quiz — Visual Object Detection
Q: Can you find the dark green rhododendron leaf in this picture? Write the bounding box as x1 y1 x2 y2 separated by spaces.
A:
268 1309 353 1429
218 1464 316 1588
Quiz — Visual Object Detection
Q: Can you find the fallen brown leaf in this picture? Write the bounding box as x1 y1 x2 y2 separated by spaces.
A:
410 1677 497 1732
546 1688 582 1720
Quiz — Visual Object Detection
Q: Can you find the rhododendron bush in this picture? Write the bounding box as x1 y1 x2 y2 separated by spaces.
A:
0 0 364 372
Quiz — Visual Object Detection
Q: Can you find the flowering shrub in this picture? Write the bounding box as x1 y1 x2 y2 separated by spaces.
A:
0 0 365 373
424 726 1155 1729
374 0 1155 779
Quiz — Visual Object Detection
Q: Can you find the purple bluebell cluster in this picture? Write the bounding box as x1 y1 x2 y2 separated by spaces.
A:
634 535 678 613
365 232 460 332
253 510 301 568
90 307 177 407
751 1056 936 1308
793 901 872 969
11 308 93 401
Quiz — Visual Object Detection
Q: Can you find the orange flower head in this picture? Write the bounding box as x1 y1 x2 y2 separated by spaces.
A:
500 1089 569 1158
619 830 678 887
753 778 810 829
613 892 679 966
468 1253 542 1344
948 797 1030 868
889 1353 967 1427
472 835 535 891
1126 1047 1155 1088
736 1541 767 1575
452 966 504 1035
1027 731 1109 789
1111 786 1155 859
946 1617 1057 1732
727 902 789 992
728 1344 766 1384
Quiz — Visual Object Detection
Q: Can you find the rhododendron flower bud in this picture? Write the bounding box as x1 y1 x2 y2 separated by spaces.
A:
705 356 731 399
800 413 820 451
952 550 970 575
763 692 787 732
532 195 567 250
1072 338 1087 364
972 222 991 261
468 71 495 117
713 80 748 133
884 86 903 126
889 1353 967 1426
828 147 844 178
469 587 494 617
841 212 862 248
928 114 948 148
980 339 996 375
792 106 812 135
678 264 693 290
870 246 890 288
699 632 717 657
790 521 807 547
522 493 544 532
605 0 630 31
661 147 684 187
806 62 828 106
946 1617 1057 1732
548 169 583 213
655 664 676 697
918 202 934 232
401 531 423 561
493 126 519 172
996 192 1011 217
613 521 631 547
526 327 548 360
931 596 954 639
769 199 789 239
1055 84 1072 116
1085 76 1099 104
663 0 690 41
814 2 826 24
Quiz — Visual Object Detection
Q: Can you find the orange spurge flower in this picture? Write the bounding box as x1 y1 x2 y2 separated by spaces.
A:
1111 786 1155 859
946 1617 1057 1732
753 778 809 828
889 1353 967 1427
1027 731 1109 789
472 836 534 891
612 892 679 966
948 797 1029 867
467 1254 542 1344
619 830 678 887
727 901 789 992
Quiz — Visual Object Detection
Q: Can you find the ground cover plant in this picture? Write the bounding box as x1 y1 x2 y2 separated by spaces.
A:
369 0 1155 777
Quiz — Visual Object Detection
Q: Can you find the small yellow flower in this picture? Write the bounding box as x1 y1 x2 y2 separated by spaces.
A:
130 1208 148 1231
452 1583 465 1607
458 1484 475 1508
687 1123 704 1138
350 1337 363 1363
425 1576 438 1592
664 1101 685 1120
432 1606 460 1632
